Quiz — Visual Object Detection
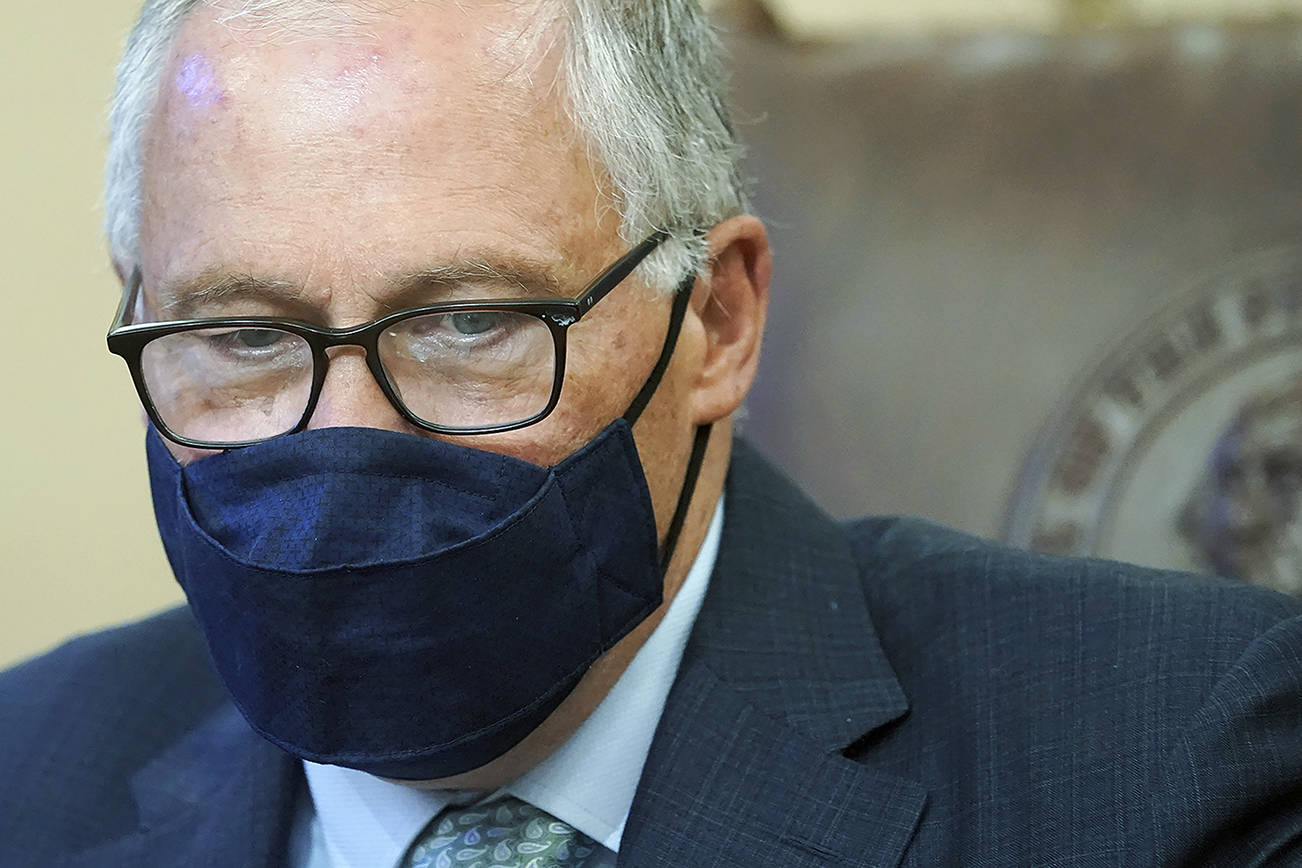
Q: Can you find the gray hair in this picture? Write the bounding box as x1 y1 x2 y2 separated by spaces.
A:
104 0 749 292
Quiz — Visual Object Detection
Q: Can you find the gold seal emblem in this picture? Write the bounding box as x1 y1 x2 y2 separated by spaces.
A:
1004 248 1302 593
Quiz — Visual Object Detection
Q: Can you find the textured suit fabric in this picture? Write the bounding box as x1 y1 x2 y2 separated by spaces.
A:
3 439 1302 866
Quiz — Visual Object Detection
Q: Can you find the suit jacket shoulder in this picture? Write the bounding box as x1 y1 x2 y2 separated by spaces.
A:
848 514 1300 710
0 609 215 845
0 608 298 867
846 514 1302 865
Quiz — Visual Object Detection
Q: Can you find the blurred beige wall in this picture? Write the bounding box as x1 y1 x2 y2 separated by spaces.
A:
761 0 1059 36
745 0 1302 37
1130 0 1302 23
0 2 180 668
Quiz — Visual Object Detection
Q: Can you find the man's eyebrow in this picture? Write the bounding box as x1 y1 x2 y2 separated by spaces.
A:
155 256 569 318
157 274 302 317
392 259 567 306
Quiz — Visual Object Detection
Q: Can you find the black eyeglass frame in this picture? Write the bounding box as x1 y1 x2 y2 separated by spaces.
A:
107 231 670 449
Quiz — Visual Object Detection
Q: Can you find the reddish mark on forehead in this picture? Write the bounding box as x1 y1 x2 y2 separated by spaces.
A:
175 53 225 109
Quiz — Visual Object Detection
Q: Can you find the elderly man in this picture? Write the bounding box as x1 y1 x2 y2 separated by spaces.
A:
3 1 1302 866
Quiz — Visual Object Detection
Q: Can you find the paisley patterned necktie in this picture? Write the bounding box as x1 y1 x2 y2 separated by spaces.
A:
400 795 601 868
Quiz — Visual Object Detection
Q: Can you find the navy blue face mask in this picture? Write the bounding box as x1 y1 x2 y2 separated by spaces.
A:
146 284 710 780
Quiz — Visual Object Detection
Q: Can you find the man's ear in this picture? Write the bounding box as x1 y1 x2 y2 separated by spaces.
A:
689 215 770 425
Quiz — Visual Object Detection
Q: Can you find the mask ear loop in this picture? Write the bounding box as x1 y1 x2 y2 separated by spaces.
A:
620 269 715 571
621 271 696 427
660 424 713 571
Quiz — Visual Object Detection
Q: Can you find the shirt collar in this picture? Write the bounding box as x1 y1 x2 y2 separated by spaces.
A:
303 496 724 866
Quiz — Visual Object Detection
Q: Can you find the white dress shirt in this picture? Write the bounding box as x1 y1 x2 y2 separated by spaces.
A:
289 498 725 868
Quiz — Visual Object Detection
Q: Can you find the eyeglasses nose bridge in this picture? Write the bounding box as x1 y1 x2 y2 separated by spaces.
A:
322 341 368 361
317 338 393 396
302 338 413 430
311 319 388 375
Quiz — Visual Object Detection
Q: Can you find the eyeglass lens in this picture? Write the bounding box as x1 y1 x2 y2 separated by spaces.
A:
139 311 558 444
376 311 556 429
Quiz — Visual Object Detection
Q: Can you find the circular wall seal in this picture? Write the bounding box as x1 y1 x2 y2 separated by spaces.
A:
1004 248 1302 594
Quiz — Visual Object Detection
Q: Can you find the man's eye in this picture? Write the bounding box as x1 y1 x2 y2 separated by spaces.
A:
202 328 296 357
233 328 287 348
448 312 502 336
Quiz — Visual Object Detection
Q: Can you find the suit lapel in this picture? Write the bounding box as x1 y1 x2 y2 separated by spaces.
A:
62 703 299 868
623 439 926 867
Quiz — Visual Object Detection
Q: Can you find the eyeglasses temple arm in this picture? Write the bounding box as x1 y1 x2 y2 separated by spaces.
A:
573 231 670 316
109 268 143 333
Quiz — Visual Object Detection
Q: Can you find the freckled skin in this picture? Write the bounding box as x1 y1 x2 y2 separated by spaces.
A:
133 0 770 791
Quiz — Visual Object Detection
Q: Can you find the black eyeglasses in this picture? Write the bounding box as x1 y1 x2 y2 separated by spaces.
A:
108 232 669 449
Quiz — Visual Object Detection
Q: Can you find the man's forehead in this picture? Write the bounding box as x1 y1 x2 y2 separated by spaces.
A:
136 0 619 311
158 0 567 145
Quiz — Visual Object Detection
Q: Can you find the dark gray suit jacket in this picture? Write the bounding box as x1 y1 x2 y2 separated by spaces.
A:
3 440 1302 866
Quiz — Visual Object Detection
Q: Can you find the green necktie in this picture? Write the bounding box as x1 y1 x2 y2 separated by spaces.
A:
400 794 600 868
